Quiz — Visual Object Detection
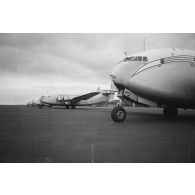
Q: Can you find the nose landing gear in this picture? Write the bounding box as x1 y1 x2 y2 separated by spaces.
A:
38 105 43 109
111 106 126 122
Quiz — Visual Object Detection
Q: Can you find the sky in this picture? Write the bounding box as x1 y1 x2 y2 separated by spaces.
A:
0 33 195 104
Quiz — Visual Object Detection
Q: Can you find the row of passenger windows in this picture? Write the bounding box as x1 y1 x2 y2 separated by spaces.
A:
59 94 78 97
124 56 148 62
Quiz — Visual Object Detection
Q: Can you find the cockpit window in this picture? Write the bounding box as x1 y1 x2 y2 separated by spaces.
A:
129 56 135 61
133 56 138 61
137 56 142 61
124 56 135 61
124 56 148 62
143 56 148 62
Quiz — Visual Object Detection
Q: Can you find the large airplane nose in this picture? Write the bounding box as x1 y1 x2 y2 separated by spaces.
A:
111 61 144 90
111 65 120 83
41 96 49 104
111 63 128 90
39 96 46 102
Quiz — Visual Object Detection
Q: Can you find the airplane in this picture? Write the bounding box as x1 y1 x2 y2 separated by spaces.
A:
40 89 115 109
110 48 195 122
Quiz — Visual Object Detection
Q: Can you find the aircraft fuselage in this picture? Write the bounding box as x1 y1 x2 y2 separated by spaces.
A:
112 48 195 108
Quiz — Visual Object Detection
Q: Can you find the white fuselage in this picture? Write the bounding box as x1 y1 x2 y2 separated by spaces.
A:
112 48 195 108
41 92 112 106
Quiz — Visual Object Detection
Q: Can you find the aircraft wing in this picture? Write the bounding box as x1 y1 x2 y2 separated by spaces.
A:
71 92 100 104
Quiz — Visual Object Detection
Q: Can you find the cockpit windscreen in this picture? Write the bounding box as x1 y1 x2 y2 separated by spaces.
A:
124 56 148 62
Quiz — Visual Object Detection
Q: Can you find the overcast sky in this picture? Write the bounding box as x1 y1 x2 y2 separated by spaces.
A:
0 33 195 104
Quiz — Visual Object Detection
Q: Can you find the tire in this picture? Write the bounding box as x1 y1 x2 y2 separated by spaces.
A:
111 106 126 122
66 106 70 109
71 106 76 109
163 107 178 116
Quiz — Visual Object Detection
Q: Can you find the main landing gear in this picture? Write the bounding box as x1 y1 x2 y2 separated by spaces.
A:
111 106 178 122
163 107 178 116
111 106 126 122
38 105 43 109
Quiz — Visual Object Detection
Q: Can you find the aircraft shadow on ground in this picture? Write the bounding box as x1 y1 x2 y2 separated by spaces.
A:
126 111 195 122
42 106 195 122
48 106 102 111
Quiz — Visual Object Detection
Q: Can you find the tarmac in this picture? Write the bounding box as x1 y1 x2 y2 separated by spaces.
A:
0 105 195 163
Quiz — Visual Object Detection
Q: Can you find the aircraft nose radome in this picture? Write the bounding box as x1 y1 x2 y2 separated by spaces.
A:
111 62 138 90
40 96 46 102
41 97 49 103
110 66 125 91
111 64 123 85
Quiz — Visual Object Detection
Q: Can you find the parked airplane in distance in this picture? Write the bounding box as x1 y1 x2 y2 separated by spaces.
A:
40 89 115 109
27 96 47 108
110 48 195 122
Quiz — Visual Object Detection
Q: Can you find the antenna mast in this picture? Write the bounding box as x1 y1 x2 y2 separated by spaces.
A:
144 37 150 51
15 43 19 73
144 37 146 51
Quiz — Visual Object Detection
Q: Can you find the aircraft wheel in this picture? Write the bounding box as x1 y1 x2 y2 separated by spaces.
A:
111 106 126 122
163 107 178 116
66 106 70 109
71 106 76 109
48 105 52 108
38 105 43 109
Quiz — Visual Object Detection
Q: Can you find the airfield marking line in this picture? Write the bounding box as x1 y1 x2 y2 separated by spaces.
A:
187 148 192 163
91 144 94 163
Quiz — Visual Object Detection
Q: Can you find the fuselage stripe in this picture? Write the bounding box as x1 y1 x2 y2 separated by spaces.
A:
132 55 195 77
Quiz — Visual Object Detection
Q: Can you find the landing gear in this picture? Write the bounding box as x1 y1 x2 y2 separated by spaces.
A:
163 107 178 116
111 106 126 122
66 106 70 109
71 106 76 109
48 105 52 108
38 105 43 109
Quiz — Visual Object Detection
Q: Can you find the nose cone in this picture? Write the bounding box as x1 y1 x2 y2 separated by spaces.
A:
111 62 132 90
40 96 48 104
41 96 56 104
111 61 144 90
39 96 46 102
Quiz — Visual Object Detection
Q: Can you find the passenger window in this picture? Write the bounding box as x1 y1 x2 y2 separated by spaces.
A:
143 56 148 62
